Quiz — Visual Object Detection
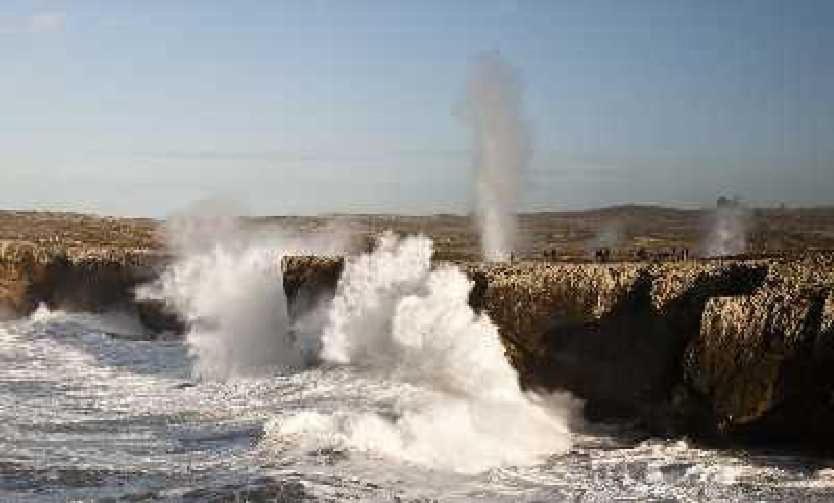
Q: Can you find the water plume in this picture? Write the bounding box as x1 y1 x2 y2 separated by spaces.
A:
703 196 750 257
136 202 349 380
269 233 578 473
140 205 577 471
461 53 530 262
586 219 625 256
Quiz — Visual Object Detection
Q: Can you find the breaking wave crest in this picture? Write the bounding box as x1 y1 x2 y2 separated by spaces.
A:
268 233 578 473
136 213 348 380
141 220 578 473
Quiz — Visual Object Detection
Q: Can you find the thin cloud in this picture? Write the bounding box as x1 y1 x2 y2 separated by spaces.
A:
29 12 64 33
0 11 65 34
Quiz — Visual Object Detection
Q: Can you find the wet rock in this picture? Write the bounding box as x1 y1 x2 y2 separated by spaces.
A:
0 241 180 335
459 260 770 430
685 285 834 444
281 252 834 448
461 261 642 356
281 255 344 320
136 299 185 335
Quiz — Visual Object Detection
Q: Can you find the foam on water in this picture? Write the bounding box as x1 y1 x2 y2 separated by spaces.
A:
278 232 578 473
4 227 834 499
2 308 834 500
140 213 577 473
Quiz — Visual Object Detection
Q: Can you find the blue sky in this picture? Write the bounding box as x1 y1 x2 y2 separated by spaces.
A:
2 1 832 216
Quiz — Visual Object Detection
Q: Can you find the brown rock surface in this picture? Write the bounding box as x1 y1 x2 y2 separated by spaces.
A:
0 242 157 313
281 255 344 320
4 209 834 447
0 242 181 335
282 252 834 447
0 212 184 333
685 284 834 443
456 260 768 427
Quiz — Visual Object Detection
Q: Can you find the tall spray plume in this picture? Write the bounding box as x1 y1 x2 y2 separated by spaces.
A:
461 53 530 262
703 196 750 257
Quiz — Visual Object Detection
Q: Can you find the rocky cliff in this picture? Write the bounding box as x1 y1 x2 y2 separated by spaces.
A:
0 241 180 334
282 253 834 448
4 233 833 447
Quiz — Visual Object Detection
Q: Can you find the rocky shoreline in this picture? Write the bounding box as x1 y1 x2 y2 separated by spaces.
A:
282 253 834 449
2 208 833 450
0 241 180 335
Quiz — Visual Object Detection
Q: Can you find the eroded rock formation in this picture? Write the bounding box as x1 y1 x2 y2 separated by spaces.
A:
281 256 345 322
0 241 181 334
686 281 834 443
282 253 834 447
4 234 834 448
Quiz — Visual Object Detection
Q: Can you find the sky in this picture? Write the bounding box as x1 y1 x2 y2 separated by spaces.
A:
2 0 832 217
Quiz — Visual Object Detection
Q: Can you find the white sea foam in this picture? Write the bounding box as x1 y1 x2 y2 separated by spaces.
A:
269 233 578 473
1 304 827 499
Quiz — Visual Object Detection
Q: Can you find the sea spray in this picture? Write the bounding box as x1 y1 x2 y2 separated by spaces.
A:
136 208 349 380
320 232 434 367
268 233 578 473
704 196 750 257
461 53 530 262
142 212 577 471
586 219 625 256
139 241 296 380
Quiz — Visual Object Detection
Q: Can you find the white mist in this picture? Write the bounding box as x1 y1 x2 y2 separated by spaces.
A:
136 208 348 380
704 198 750 257
461 53 530 262
270 233 578 473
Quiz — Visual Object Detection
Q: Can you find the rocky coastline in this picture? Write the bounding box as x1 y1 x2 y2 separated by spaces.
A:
0 241 183 335
2 209 834 450
282 253 834 449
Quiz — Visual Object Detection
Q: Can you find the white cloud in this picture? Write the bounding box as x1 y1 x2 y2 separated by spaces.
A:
0 11 65 34
28 12 65 33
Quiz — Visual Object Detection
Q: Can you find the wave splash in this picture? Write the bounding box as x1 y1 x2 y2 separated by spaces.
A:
268 233 578 473
141 217 577 473
136 212 347 380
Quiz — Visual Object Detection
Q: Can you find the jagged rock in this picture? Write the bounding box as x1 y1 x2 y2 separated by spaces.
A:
458 260 770 430
281 253 834 448
684 286 834 443
7 234 834 448
281 256 344 320
0 242 180 335
461 262 642 353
